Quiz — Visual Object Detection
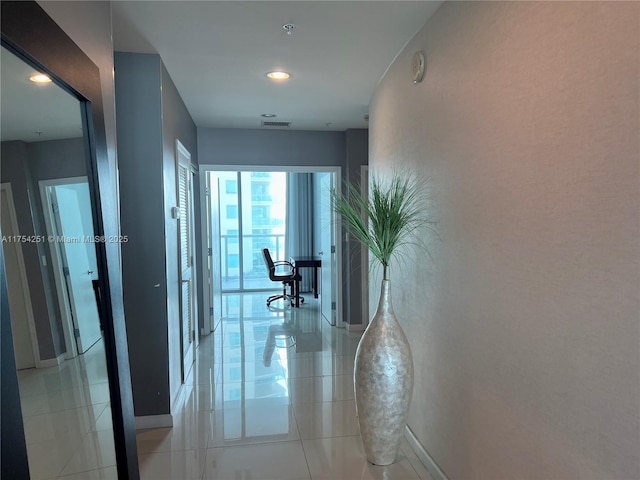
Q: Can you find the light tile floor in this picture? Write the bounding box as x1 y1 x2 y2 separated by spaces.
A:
17 339 117 480
17 292 433 480
137 293 434 480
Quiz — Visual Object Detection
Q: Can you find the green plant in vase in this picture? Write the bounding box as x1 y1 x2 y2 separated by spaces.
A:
332 171 434 465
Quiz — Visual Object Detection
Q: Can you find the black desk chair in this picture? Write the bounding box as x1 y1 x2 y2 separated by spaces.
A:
262 248 304 307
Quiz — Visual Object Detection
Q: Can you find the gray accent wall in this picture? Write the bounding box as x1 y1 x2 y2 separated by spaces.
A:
161 62 198 410
369 2 639 478
197 128 346 167
116 52 197 417
115 52 168 417
343 129 368 326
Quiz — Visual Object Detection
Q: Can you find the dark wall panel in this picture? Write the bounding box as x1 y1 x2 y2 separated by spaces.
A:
115 52 170 417
198 128 345 167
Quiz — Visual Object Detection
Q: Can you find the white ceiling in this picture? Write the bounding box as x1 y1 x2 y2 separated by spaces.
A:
1 47 83 142
112 1 442 131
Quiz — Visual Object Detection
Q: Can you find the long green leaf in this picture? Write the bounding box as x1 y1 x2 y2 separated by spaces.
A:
332 171 435 279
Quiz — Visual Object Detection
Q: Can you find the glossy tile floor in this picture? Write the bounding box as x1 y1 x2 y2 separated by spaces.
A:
137 293 433 480
18 339 116 479
18 293 433 479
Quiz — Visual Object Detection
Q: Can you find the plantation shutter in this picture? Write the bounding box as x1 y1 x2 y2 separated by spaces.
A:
179 163 191 270
179 163 191 345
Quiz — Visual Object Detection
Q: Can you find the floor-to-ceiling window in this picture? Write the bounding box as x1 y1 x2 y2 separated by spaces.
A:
216 171 287 291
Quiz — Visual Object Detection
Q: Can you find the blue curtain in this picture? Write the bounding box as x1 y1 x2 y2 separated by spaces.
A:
286 173 314 292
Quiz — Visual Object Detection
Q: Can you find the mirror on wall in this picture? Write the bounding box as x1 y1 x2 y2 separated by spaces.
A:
1 45 118 478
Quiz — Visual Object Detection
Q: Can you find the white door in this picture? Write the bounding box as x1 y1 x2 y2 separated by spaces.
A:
206 173 223 333
178 141 196 379
1 187 37 369
52 185 101 353
318 173 336 326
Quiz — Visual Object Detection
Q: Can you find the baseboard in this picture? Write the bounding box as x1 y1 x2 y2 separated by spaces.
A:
404 425 448 480
171 381 187 415
347 323 366 333
135 414 173 430
38 353 65 368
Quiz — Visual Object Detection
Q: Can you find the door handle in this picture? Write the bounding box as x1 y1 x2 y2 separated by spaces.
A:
318 251 324 255
87 270 94 275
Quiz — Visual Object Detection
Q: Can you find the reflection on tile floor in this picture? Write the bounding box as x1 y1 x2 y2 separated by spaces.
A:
17 339 117 480
18 293 434 479
138 293 434 480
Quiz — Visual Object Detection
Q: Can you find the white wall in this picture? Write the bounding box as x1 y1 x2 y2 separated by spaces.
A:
370 2 639 479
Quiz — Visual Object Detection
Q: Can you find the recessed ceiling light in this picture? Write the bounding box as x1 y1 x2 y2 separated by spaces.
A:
261 113 277 118
266 71 290 80
29 73 52 83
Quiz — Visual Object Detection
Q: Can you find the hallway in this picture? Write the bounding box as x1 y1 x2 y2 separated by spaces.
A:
136 293 432 479
16 292 433 479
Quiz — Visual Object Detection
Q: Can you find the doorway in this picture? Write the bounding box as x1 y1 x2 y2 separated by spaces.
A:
315 172 337 326
40 177 101 356
177 140 197 381
200 165 342 333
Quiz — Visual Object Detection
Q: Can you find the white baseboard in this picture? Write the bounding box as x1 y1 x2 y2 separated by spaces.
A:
171 381 187 415
135 414 173 430
347 323 366 333
38 353 66 368
404 425 448 480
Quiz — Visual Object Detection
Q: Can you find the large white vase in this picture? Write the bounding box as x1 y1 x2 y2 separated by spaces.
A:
354 279 414 465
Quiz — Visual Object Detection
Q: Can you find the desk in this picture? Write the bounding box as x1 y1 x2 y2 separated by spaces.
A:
292 256 322 300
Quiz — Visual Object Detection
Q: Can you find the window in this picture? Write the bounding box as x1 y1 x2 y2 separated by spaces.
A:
228 332 241 346
228 366 242 382
251 182 271 202
212 170 286 291
226 205 238 219
225 180 237 193
252 206 269 223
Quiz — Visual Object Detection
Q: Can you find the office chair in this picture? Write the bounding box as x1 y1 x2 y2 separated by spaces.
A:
262 248 304 308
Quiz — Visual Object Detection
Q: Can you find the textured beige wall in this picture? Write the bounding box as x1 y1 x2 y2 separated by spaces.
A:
369 2 639 478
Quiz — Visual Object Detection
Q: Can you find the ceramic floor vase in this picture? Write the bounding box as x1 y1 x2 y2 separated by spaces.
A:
354 279 414 465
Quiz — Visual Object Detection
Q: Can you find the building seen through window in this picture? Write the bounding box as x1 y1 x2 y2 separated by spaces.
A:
215 171 286 290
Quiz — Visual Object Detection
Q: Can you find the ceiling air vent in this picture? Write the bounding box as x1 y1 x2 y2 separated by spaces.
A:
261 121 291 128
